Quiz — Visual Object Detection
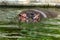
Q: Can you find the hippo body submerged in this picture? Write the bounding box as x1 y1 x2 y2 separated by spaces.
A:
18 9 57 23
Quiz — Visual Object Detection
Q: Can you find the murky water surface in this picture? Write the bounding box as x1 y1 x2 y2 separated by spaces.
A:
0 8 60 40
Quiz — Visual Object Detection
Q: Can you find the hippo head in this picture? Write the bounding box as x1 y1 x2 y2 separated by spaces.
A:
18 10 41 23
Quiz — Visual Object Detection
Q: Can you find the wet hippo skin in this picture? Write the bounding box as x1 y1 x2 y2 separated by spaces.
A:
18 9 57 23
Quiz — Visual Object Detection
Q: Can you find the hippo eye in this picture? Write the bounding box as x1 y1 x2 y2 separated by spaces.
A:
31 13 34 15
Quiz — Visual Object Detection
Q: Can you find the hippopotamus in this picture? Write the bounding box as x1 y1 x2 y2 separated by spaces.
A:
18 9 57 23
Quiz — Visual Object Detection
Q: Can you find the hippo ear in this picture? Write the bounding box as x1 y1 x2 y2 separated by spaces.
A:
18 14 22 17
34 13 40 19
33 13 40 22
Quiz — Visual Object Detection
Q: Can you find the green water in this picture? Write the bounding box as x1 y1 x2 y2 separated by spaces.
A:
0 8 60 40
